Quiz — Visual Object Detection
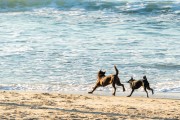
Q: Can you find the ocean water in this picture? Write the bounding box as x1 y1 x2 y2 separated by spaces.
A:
0 0 180 94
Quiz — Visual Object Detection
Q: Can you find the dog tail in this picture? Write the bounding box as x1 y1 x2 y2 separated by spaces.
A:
114 65 119 76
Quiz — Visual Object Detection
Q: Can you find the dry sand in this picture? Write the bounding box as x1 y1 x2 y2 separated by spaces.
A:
0 91 180 120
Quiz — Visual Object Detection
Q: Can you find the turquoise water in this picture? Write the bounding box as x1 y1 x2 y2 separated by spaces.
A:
0 0 180 93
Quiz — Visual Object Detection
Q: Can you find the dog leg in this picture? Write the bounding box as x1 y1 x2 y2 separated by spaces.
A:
120 84 126 92
112 83 116 96
127 89 134 97
144 87 149 98
88 84 99 94
116 79 125 92
117 83 125 92
147 86 154 95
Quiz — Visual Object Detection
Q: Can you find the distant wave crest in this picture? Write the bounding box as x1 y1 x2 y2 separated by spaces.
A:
0 0 179 14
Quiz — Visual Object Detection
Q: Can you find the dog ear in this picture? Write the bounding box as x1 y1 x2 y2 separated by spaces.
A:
98 69 101 74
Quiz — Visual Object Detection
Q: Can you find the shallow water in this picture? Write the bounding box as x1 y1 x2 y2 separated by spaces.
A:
0 0 180 93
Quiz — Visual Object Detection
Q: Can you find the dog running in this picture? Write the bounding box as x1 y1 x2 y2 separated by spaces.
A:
127 76 154 98
88 65 125 96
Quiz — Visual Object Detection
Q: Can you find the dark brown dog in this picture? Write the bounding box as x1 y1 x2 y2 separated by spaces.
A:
127 76 154 98
88 65 125 96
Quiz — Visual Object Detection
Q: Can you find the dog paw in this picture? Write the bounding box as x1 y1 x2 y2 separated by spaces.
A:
127 96 130 97
88 92 92 94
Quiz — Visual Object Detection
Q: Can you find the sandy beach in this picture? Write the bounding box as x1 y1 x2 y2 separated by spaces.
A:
0 91 179 120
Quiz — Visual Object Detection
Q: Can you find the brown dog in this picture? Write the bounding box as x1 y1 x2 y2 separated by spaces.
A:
127 76 154 98
88 65 125 96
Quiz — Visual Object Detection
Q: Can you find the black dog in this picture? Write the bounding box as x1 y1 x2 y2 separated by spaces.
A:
127 76 154 98
88 65 125 96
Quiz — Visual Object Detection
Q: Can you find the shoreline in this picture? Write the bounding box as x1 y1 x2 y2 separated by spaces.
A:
1 90 180 100
1 90 180 119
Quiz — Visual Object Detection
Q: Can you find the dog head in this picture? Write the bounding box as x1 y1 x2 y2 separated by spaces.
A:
98 70 106 75
127 76 134 83
97 70 106 78
143 75 147 80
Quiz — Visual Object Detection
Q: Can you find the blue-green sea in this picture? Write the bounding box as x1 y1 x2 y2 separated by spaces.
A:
0 0 179 93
